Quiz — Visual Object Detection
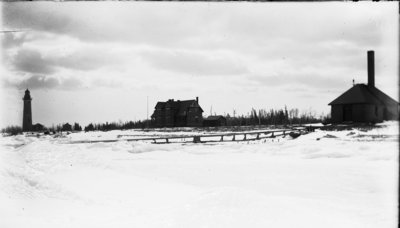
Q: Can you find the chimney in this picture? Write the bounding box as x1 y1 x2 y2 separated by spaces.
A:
196 96 199 103
367 50 374 87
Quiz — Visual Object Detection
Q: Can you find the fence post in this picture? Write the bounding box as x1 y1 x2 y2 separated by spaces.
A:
232 135 236 141
193 136 201 143
220 136 224 142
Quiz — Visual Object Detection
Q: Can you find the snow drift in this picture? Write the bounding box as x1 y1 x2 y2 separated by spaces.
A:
0 122 398 228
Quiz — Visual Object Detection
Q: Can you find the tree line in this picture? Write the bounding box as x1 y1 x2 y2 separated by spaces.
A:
1 106 329 135
224 107 329 126
0 120 152 135
43 120 151 132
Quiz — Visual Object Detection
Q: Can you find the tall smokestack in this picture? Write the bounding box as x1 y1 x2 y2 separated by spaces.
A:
367 50 375 87
196 96 199 103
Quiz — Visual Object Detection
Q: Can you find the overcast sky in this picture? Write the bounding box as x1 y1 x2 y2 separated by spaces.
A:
1 2 398 128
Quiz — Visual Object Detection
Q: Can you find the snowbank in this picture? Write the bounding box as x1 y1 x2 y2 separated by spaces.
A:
0 122 398 228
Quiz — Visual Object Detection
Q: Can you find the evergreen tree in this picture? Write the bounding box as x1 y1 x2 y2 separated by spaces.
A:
73 122 82 131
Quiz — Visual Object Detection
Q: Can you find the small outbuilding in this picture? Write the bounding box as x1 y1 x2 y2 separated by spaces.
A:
32 123 45 132
203 115 227 127
329 51 399 123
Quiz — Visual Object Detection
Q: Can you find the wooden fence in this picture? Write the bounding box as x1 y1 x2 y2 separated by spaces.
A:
68 128 307 144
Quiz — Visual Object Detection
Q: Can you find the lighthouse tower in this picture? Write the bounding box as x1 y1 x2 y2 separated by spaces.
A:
22 89 32 132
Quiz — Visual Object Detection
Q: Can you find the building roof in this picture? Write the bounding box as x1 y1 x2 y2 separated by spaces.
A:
329 84 398 106
177 100 202 116
153 99 204 115
205 115 226 121
155 102 166 109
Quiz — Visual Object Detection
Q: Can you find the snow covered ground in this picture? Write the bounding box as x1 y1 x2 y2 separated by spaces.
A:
0 122 398 228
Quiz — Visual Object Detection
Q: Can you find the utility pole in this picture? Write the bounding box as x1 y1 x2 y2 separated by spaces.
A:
146 96 149 128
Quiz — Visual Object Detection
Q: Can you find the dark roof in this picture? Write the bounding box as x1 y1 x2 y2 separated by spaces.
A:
177 100 201 116
329 84 398 106
153 99 204 114
368 85 399 106
205 115 226 121
155 102 166 109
